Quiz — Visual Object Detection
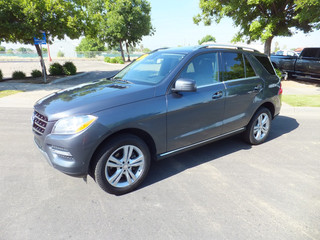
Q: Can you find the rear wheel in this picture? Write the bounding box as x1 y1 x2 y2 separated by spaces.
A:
244 107 271 145
94 134 151 195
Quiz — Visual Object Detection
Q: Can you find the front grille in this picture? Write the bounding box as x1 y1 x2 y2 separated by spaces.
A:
32 111 48 135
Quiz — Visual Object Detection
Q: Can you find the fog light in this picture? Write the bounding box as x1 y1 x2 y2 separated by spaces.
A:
49 146 73 158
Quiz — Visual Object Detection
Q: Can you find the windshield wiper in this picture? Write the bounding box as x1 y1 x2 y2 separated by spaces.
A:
110 78 132 84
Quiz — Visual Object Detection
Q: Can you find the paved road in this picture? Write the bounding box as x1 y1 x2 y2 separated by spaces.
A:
0 70 119 108
1 105 319 239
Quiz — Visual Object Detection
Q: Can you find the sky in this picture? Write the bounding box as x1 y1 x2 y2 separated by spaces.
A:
2 0 320 52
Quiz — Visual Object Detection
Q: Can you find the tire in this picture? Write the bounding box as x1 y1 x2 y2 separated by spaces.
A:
94 134 151 195
244 107 272 145
284 71 294 80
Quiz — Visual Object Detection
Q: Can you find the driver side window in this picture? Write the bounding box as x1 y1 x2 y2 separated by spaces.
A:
179 53 218 87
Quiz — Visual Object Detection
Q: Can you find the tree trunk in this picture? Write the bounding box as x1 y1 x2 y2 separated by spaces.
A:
264 36 274 56
35 44 47 83
125 42 131 62
119 41 125 62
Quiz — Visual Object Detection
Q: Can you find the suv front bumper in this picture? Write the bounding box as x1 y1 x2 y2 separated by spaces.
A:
33 131 95 177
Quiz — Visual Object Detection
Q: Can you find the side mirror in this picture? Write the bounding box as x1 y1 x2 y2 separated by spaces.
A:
172 78 197 92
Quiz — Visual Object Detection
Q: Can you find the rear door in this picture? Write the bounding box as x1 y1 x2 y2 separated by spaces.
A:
166 52 226 151
221 51 264 133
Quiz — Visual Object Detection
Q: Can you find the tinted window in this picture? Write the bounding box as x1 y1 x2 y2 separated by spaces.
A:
179 53 218 87
222 52 245 81
254 55 276 75
302 48 320 58
245 56 256 77
302 48 316 58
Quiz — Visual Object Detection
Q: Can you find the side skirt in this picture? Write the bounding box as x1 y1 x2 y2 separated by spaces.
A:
157 128 245 160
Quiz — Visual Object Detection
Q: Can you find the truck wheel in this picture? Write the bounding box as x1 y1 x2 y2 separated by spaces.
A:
284 72 294 80
94 134 151 195
244 107 271 145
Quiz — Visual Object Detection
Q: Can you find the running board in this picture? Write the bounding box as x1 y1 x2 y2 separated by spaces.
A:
158 128 245 159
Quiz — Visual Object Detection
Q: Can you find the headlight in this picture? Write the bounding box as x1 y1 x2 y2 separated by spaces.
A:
52 115 97 134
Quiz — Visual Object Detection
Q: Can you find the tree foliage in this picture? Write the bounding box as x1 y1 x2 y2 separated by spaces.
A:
87 0 154 61
0 0 87 80
0 0 87 44
198 35 216 45
194 0 320 55
76 37 106 58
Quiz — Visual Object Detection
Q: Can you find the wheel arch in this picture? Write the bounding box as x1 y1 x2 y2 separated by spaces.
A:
259 102 275 119
88 128 157 177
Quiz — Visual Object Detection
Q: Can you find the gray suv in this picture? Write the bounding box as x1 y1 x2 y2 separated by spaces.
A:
32 45 282 195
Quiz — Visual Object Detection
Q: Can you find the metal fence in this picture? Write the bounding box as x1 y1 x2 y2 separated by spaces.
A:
0 51 143 59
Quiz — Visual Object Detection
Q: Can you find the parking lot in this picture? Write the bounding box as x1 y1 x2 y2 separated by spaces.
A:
1 71 320 239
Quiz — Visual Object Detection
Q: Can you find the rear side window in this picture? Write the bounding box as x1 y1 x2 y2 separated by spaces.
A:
254 55 275 75
301 48 320 58
221 52 245 81
245 56 256 77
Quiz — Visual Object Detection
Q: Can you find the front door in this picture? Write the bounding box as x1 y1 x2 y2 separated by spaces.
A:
166 52 226 152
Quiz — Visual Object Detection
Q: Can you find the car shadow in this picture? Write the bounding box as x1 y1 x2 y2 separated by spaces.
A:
139 115 299 190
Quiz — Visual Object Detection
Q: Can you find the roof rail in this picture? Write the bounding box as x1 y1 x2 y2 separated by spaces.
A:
149 47 169 53
201 43 261 53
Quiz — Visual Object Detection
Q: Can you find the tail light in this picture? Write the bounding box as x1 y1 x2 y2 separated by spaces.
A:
278 82 283 95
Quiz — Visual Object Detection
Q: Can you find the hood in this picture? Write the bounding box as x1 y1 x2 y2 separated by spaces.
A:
34 79 155 121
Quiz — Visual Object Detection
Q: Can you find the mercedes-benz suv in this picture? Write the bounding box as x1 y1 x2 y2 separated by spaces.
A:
32 45 282 195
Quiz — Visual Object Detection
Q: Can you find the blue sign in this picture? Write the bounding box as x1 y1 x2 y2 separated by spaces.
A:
34 32 47 45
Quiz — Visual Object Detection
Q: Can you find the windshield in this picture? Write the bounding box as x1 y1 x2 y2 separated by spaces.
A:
114 52 185 84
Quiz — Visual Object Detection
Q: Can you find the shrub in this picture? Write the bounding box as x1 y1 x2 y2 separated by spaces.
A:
31 69 42 78
114 56 124 64
0 69 2 81
49 63 64 75
12 71 26 79
63 62 77 75
57 50 65 57
110 58 117 63
104 56 124 64
275 68 282 79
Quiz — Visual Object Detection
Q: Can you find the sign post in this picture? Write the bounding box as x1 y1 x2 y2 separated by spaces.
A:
34 32 47 83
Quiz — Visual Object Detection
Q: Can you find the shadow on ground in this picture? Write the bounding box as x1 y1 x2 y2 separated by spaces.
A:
140 115 299 190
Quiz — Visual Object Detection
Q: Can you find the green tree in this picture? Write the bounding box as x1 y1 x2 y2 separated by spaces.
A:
0 0 87 81
274 41 280 53
0 45 5 51
198 35 216 45
17 47 33 53
194 0 320 55
76 37 106 58
87 0 154 61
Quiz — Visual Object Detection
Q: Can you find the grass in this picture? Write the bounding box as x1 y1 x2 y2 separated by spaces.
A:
0 90 23 98
282 95 320 107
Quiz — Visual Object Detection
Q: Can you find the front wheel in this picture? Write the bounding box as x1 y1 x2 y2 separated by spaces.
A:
244 108 272 145
94 134 151 195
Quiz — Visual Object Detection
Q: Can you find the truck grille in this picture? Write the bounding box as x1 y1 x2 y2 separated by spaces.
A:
32 111 48 135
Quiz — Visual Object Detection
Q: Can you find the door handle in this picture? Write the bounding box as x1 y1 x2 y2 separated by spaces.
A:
212 91 223 99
